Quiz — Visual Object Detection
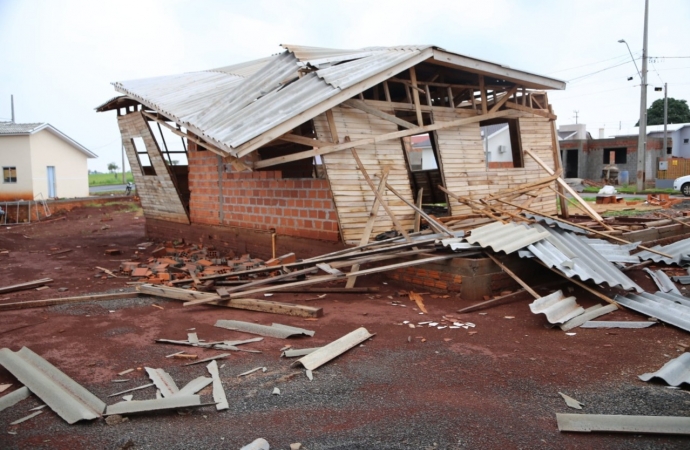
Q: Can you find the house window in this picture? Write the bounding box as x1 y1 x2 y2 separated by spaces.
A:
480 119 524 169
603 148 627 164
131 137 157 176
684 138 689 144
3 167 17 183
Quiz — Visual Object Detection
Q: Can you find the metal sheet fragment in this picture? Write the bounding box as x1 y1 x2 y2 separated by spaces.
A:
614 291 690 333
10 410 43 425
556 413 690 434
187 332 199 344
639 353 690 387
644 268 681 295
558 392 583 409
238 367 266 377
105 395 202 415
215 320 314 339
581 321 656 329
0 347 105 424
108 383 155 398
183 353 231 366
207 360 228 411
282 347 321 358
240 438 270 450
464 221 549 254
560 304 618 331
145 367 179 398
177 376 213 396
293 327 373 371
529 290 584 324
0 386 30 413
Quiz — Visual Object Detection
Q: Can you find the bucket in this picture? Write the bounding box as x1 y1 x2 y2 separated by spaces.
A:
619 170 629 186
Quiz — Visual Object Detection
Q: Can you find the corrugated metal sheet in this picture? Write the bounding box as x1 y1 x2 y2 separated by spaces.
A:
581 238 640 264
465 221 550 254
556 413 690 434
635 236 690 265
671 275 690 285
644 268 681 295
105 395 202 415
529 290 584 324
525 226 643 292
522 213 586 234
639 353 690 386
581 321 655 328
215 320 315 339
0 347 105 424
614 291 690 333
145 367 179 398
293 327 373 371
560 304 618 331
0 386 30 413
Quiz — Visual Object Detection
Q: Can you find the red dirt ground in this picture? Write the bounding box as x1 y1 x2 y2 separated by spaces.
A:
0 200 689 449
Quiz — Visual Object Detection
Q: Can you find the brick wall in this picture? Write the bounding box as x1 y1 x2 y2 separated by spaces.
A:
188 151 340 241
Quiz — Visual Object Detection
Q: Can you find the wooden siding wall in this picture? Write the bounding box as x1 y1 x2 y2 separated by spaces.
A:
435 110 557 216
313 105 415 244
118 112 190 224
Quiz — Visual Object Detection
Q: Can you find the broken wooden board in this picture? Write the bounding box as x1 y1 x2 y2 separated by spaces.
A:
0 291 140 311
0 278 53 294
138 284 323 318
408 291 428 313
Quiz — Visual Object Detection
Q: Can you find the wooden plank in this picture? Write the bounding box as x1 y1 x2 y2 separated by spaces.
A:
409 66 424 126
478 75 488 115
456 289 531 314
485 254 539 298
325 109 339 143
505 102 556 120
383 81 392 103
346 167 390 288
414 188 423 232
277 133 332 148
138 284 322 318
489 85 519 113
343 99 416 129
0 278 53 294
255 109 517 169
385 182 453 236
0 291 139 311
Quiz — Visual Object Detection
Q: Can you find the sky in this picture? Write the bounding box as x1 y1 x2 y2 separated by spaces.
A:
1 0 689 172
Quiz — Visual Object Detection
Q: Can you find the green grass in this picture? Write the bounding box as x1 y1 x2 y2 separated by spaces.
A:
89 172 134 186
602 209 647 217
582 186 676 195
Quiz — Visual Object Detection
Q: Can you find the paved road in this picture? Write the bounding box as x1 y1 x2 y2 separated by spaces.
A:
89 184 127 193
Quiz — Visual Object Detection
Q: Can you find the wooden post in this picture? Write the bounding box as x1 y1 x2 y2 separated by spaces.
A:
409 67 424 126
479 75 488 115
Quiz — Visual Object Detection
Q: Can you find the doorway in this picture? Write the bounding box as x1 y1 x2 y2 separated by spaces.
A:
47 166 56 197
565 150 578 178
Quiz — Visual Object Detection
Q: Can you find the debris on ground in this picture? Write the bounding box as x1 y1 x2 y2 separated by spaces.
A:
639 353 690 387
558 392 584 409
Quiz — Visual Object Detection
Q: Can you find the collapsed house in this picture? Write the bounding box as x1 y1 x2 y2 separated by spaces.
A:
97 44 568 296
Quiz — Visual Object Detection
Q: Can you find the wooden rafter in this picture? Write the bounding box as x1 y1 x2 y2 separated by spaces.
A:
254 109 518 169
343 99 416 129
478 75 488 115
504 101 557 120
409 67 424 126
488 85 519 113
277 133 332 148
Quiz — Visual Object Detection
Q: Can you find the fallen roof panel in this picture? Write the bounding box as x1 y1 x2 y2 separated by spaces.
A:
293 327 373 371
105 395 202 415
581 321 655 328
644 268 681 295
465 221 549 254
559 304 618 331
614 291 690 333
529 290 584 324
145 367 179 398
525 226 643 292
556 413 690 434
639 353 690 387
0 386 30 413
0 347 105 424
635 236 690 266
215 320 315 339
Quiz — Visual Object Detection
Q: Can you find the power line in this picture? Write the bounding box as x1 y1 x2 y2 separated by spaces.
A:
546 52 638 75
567 59 638 83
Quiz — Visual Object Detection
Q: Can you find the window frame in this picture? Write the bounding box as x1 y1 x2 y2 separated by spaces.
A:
3 166 17 183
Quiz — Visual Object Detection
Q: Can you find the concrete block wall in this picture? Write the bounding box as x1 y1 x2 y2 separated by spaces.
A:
188 151 340 241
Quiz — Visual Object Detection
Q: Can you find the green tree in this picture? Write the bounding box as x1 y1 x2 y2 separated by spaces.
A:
636 97 690 126
107 162 119 173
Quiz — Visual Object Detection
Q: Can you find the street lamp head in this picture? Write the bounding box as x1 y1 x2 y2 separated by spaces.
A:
618 39 626 43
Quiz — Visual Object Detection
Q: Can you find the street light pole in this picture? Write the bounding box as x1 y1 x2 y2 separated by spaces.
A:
663 82 668 154
636 0 649 191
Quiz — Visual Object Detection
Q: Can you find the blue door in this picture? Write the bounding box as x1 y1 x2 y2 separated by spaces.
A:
47 166 56 197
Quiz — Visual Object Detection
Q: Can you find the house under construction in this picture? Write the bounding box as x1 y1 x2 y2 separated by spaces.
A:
97 44 566 266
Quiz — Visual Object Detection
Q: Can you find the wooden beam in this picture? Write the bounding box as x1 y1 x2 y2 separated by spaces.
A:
548 104 569 219
489 85 519 113
346 167 390 288
0 292 138 311
389 77 427 94
523 148 609 228
0 278 53 294
325 109 339 143
139 284 323 317
478 75 488 115
424 84 433 107
383 81 392 103
409 67 425 126
414 188 424 232
343 99 416 129
385 182 453 236
254 109 517 169
504 101 556 120
447 87 455 108
456 289 531 314
485 253 539 298
351 148 411 242
277 133 332 148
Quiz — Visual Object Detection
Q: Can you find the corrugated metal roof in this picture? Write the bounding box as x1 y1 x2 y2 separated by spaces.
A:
522 213 586 234
559 304 618 331
525 226 643 292
635 236 690 266
671 275 690 285
465 221 550 254
614 291 690 333
108 44 564 156
639 353 690 387
581 238 640 264
529 290 584 324
0 347 105 424
293 327 373 371
105 395 202 415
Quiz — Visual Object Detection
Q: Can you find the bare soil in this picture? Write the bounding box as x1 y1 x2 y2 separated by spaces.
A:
0 201 689 449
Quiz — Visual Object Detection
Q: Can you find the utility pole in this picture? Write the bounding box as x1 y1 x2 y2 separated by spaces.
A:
663 82 668 154
10 95 15 123
636 0 649 191
573 110 579 124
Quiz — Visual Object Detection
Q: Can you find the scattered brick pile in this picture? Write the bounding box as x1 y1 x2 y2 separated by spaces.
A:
119 242 295 287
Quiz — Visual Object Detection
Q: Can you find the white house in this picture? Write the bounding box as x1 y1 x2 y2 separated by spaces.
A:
613 123 690 157
0 122 97 201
